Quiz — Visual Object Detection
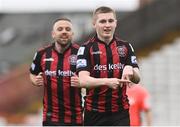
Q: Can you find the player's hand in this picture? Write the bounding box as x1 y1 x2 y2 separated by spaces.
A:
71 74 80 87
122 65 134 87
118 79 132 87
107 78 131 89
34 72 44 86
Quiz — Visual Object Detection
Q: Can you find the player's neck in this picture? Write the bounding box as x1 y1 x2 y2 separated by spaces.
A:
55 42 71 53
97 35 113 45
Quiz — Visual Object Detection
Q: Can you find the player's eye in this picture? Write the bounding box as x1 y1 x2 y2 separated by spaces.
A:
108 19 115 23
57 27 63 31
66 27 71 31
99 19 107 24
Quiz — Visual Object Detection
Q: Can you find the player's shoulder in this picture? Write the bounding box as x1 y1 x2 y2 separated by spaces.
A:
115 36 130 45
81 36 97 48
71 42 80 49
37 42 53 52
115 36 135 52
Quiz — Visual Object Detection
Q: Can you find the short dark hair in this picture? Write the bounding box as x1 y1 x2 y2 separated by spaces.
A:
93 6 116 20
53 17 72 25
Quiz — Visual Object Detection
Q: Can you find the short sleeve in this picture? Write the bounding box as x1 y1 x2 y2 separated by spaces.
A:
29 51 43 75
76 45 91 73
126 43 139 68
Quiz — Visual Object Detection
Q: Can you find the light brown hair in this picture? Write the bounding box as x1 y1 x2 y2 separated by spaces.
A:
93 6 116 21
53 17 72 26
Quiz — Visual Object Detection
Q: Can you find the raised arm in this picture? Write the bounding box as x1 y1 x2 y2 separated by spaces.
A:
122 65 140 84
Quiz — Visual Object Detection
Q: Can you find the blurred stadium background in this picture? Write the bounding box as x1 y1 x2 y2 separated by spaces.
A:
0 0 180 125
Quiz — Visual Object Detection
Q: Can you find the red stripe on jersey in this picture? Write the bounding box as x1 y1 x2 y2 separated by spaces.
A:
111 41 120 112
63 49 72 123
50 51 59 122
98 43 107 112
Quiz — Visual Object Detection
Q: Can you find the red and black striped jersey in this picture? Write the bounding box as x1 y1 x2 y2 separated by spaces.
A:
30 42 83 124
77 35 139 113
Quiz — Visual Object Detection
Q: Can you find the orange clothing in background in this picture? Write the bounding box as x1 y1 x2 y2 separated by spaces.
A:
126 84 151 126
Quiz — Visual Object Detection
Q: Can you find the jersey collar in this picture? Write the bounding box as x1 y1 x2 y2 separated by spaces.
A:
94 34 116 46
52 42 72 54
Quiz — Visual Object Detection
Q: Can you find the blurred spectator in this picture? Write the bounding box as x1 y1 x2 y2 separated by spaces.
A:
126 84 152 126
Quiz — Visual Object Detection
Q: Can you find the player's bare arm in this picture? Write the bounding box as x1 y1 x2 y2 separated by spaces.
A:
122 65 140 84
71 74 80 87
29 72 44 86
72 71 130 89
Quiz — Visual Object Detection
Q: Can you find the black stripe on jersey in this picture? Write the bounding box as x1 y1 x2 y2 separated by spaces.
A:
92 43 101 110
105 45 113 112
70 46 77 123
117 87 123 111
45 47 53 121
116 42 126 110
57 54 65 122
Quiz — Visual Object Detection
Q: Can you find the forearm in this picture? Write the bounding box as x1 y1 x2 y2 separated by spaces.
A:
78 71 114 88
78 71 130 89
29 73 37 85
131 67 140 84
145 110 152 126
79 74 110 88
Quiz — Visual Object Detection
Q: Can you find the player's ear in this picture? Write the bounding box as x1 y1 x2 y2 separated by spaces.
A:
115 19 117 27
92 16 96 29
92 20 96 29
51 30 55 38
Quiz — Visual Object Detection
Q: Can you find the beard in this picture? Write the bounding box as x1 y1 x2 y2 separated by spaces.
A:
56 39 71 48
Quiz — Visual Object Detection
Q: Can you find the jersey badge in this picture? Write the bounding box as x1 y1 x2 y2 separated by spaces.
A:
117 46 128 57
76 59 87 68
69 55 77 65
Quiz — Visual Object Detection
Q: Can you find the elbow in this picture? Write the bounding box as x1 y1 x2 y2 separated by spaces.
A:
132 68 141 84
131 73 140 84
132 77 140 84
29 73 36 85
